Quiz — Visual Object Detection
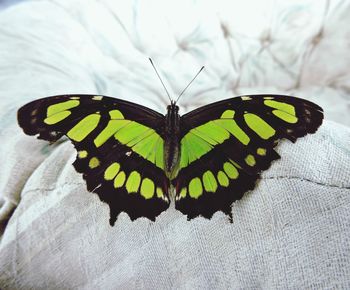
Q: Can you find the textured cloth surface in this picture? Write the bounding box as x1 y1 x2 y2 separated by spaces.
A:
1 121 350 289
0 0 350 289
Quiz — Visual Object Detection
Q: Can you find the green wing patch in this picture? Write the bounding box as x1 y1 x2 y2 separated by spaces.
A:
42 99 165 169
174 95 323 220
17 94 170 224
179 112 253 170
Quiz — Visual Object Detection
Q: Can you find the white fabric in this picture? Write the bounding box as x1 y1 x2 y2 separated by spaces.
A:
0 0 349 289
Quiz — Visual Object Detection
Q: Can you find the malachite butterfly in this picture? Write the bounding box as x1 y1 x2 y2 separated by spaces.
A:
17 91 323 225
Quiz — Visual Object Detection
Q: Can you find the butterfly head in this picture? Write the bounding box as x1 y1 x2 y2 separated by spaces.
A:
167 101 179 114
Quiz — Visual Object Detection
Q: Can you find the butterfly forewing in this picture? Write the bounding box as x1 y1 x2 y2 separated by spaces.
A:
17 95 170 224
174 95 323 220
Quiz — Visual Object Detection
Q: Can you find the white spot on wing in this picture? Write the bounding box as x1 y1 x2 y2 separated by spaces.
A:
93 96 103 101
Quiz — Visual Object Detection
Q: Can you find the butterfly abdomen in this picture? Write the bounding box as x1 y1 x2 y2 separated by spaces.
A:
164 104 181 176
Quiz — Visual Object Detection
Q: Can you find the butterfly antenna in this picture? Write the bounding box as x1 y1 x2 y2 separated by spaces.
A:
149 58 172 103
176 66 204 103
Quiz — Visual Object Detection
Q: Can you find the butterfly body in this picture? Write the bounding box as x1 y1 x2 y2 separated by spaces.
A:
164 102 181 177
17 94 323 225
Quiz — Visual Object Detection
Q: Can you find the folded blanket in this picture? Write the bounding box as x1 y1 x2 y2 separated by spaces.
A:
0 0 349 289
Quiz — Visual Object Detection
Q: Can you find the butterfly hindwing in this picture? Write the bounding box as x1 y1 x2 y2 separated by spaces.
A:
174 95 323 220
17 95 170 224
73 137 170 224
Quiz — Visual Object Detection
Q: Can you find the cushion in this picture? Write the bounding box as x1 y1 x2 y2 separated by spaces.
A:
0 0 349 288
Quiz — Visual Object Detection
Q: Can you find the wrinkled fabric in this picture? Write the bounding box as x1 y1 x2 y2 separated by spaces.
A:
0 0 349 289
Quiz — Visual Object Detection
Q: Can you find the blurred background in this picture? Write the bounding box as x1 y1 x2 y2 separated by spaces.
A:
0 0 349 126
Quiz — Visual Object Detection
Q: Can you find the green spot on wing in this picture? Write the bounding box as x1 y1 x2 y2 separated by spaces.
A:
221 109 235 119
181 132 212 165
44 110 71 124
195 121 230 143
114 122 150 145
104 162 120 180
215 119 250 145
109 109 124 119
189 177 203 199
114 171 126 188
125 128 155 147
180 121 231 169
126 171 141 193
156 187 164 198
180 118 251 169
47 100 79 117
94 120 131 147
191 128 219 145
140 178 155 199
245 154 256 166
202 171 218 192
217 171 229 187
179 187 187 198
94 116 164 169
272 110 298 123
155 138 164 169
244 113 275 139
132 133 161 166
180 138 189 169
89 157 100 169
264 100 296 115
223 162 238 179
257 148 266 156
78 150 88 158
67 114 101 142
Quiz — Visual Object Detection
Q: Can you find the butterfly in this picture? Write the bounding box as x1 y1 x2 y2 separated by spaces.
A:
17 89 323 225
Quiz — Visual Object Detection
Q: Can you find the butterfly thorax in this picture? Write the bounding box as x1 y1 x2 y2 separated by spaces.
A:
164 103 180 177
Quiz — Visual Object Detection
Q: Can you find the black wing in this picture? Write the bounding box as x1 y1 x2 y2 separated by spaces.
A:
18 94 170 225
174 94 323 220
